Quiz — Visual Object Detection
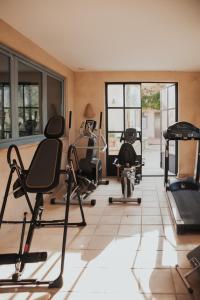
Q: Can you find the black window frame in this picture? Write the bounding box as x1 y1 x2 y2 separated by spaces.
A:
106 82 142 155
105 82 142 176
0 44 65 148
105 81 178 177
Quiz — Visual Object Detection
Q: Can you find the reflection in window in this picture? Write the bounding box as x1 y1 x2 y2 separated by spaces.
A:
47 75 63 119
0 53 11 140
18 62 42 137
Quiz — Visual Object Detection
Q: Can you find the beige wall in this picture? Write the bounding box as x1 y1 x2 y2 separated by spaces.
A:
0 20 75 220
74 71 200 177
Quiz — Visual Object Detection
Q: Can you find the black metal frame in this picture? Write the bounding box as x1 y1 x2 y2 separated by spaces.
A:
0 144 86 288
164 133 200 234
105 82 142 177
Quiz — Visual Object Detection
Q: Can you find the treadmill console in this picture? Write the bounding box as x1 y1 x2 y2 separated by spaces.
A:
163 122 200 140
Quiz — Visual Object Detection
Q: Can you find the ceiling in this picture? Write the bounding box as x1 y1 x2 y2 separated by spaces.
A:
1 0 200 71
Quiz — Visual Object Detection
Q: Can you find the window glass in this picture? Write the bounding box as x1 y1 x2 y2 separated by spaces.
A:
142 114 148 130
133 140 141 155
160 88 167 110
108 132 123 155
107 85 123 107
125 84 141 107
47 75 63 119
18 62 42 137
125 109 141 130
0 53 11 140
108 109 124 131
168 109 175 126
168 85 175 109
161 110 168 131
169 140 176 155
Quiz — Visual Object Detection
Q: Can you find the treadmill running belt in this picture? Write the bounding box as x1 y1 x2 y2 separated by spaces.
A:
173 190 200 224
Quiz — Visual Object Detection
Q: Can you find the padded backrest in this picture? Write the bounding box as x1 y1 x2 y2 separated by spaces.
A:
124 128 137 144
26 139 62 192
44 115 65 138
25 115 64 193
118 142 137 166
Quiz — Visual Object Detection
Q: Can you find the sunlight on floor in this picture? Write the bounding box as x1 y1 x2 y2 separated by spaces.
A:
0 177 200 299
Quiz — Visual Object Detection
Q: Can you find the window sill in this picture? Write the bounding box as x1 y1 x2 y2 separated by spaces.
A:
0 135 68 151
0 135 45 150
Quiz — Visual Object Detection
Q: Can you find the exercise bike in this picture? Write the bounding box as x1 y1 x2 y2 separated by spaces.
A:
109 128 143 204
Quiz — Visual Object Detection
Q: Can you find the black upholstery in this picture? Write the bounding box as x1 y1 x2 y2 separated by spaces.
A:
123 128 137 144
44 115 65 139
117 128 138 166
25 115 64 192
26 139 62 192
79 137 101 181
118 143 137 166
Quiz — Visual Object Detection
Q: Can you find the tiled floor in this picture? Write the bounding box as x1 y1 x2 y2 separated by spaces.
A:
0 177 200 299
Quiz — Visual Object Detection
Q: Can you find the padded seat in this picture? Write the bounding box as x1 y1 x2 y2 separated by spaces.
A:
118 142 137 166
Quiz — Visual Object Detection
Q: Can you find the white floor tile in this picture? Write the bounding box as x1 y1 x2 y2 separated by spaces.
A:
121 215 141 225
142 215 162 225
1 177 200 298
95 224 119 235
118 225 141 237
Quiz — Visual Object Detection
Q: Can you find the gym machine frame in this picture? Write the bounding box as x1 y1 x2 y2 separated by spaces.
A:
74 111 109 186
163 121 200 293
164 122 200 234
0 116 86 288
51 111 109 206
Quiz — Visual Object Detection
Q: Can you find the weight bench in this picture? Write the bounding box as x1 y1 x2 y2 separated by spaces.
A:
0 115 86 288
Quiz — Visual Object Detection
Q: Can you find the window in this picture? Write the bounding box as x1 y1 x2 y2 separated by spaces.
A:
106 83 141 155
0 46 64 147
142 113 148 130
0 52 11 140
47 75 63 119
18 62 42 137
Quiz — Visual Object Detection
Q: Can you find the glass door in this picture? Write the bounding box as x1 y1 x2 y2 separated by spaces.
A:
160 84 178 174
106 83 142 176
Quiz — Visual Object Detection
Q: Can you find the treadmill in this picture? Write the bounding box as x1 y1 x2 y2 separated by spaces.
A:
163 121 200 234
